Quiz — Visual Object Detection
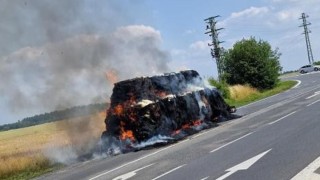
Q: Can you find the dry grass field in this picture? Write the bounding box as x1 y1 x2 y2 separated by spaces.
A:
226 81 297 107
229 84 259 101
0 111 106 180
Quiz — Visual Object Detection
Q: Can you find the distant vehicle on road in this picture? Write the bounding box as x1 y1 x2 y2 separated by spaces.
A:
299 65 320 74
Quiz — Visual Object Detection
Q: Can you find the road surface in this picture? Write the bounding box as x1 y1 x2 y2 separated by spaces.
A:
38 72 320 180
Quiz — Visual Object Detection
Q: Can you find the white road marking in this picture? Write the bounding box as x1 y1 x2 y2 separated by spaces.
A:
307 99 320 107
268 111 297 125
216 149 272 180
151 164 186 180
306 91 320 99
210 132 253 153
200 176 209 180
112 163 154 180
293 80 301 89
88 142 183 180
291 156 320 180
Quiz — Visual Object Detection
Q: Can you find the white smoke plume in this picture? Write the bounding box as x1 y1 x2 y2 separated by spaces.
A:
0 0 171 116
0 0 171 164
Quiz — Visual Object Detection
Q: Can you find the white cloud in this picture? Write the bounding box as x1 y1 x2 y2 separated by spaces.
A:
189 40 210 51
115 25 162 42
205 1 320 75
169 0 320 81
276 9 300 22
183 29 196 35
230 7 269 19
219 6 271 29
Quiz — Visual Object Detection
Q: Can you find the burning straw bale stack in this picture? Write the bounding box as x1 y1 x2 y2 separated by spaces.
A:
101 70 237 149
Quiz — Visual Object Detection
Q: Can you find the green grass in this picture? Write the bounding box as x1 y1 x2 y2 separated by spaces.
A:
225 80 297 107
2 165 62 180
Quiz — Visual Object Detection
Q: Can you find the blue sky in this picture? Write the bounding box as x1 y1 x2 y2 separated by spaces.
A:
0 0 319 125
143 0 320 76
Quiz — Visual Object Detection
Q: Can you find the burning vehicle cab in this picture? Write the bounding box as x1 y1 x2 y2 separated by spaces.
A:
101 70 238 153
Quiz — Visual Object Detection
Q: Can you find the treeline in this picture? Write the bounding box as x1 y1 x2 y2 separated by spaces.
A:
0 103 109 131
282 70 298 74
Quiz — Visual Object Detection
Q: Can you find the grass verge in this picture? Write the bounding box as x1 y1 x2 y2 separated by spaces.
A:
225 80 297 107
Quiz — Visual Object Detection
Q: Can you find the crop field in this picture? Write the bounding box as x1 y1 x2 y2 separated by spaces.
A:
0 112 106 180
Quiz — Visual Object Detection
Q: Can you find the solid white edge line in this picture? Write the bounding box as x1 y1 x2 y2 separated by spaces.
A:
268 111 296 125
239 79 301 109
210 132 253 153
88 144 178 180
291 156 320 180
293 80 301 89
307 99 320 107
151 164 186 180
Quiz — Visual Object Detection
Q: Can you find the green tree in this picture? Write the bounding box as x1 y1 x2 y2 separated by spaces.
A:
314 61 320 65
222 37 282 90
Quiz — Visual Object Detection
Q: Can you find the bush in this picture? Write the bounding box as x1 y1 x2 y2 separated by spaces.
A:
208 78 230 99
222 37 282 90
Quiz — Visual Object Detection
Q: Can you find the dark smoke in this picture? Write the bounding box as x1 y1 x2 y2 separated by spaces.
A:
0 0 170 117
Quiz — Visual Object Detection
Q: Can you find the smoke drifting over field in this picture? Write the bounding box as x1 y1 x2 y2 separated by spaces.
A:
0 0 171 164
0 0 170 117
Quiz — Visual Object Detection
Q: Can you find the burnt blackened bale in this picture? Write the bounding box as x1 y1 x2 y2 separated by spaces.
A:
102 70 237 144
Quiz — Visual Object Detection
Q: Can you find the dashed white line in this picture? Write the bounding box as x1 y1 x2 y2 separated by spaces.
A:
88 143 180 180
268 111 296 125
306 91 320 99
210 132 253 153
112 163 154 180
151 164 186 180
307 99 320 107
200 176 209 180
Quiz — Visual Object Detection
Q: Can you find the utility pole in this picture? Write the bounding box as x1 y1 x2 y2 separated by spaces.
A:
204 16 224 81
299 13 314 65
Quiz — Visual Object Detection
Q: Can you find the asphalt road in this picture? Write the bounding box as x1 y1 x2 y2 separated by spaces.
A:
39 72 320 180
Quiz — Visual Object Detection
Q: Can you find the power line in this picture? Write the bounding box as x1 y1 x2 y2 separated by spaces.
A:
204 15 224 80
299 13 314 65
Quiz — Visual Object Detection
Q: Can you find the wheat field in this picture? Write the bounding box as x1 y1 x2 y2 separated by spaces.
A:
0 111 106 179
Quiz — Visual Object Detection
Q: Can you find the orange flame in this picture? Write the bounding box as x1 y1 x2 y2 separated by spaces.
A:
192 119 203 126
152 89 168 98
157 91 167 98
106 69 118 84
171 129 181 136
113 105 124 116
171 119 204 136
119 121 135 141
182 124 191 129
